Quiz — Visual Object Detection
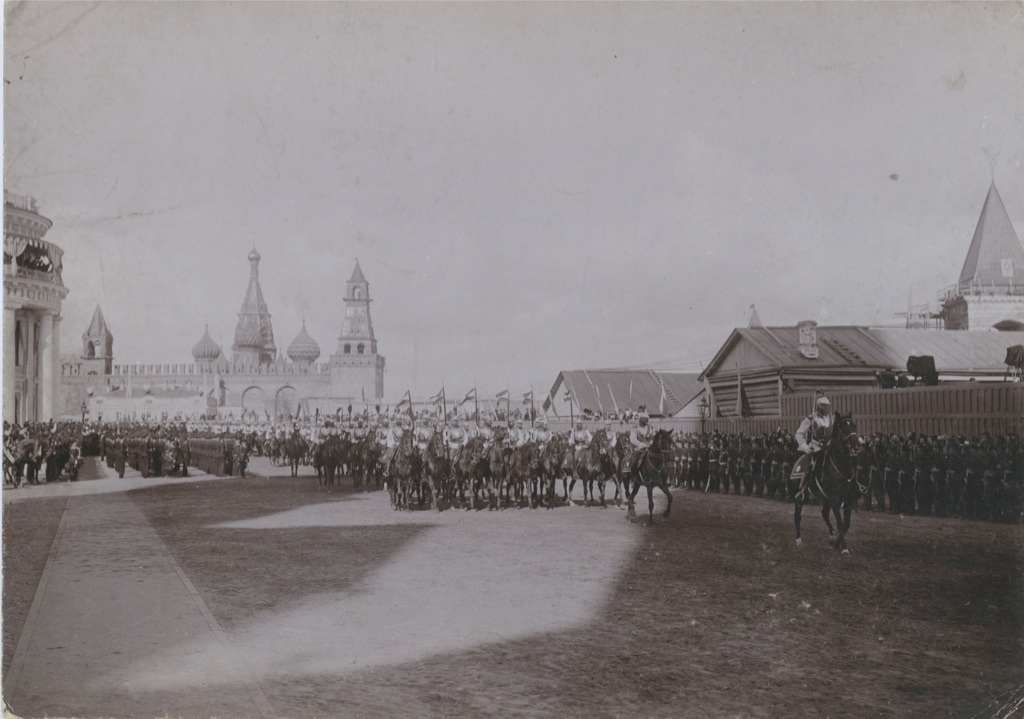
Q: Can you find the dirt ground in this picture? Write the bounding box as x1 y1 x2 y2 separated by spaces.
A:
5 460 1022 718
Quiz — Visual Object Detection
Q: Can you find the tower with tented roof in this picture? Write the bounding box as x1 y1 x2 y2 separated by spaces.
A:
329 259 385 400
231 248 277 368
941 183 1024 331
81 305 114 375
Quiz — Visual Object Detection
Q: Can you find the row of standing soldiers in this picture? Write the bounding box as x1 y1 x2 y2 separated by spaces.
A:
671 430 1022 524
101 431 248 479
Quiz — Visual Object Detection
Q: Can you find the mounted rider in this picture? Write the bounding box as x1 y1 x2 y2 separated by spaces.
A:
477 417 495 449
508 419 530 449
414 416 434 453
793 394 835 499
598 418 618 452
568 420 592 452
625 410 655 472
530 416 551 449
444 416 469 464
382 416 411 477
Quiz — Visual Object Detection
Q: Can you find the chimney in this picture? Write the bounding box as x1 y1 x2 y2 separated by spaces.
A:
797 320 819 359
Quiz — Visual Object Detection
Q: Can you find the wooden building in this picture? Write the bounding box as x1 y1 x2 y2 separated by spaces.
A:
697 322 1024 419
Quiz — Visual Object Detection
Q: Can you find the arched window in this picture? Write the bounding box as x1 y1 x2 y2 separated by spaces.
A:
357 343 365 355
354 287 363 299
85 342 96 359
343 344 351 355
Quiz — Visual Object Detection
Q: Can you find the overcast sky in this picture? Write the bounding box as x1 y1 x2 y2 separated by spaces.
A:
5 2 1024 400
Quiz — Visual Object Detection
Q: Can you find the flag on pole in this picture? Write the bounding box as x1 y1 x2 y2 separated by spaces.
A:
522 390 534 405
496 389 509 400
459 387 476 406
396 390 413 417
429 388 445 404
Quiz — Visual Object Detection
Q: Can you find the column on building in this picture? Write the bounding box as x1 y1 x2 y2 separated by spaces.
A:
3 305 16 420
52 313 61 416
38 311 54 420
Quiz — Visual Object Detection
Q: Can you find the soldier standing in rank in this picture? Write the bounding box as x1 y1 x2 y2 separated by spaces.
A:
114 432 127 479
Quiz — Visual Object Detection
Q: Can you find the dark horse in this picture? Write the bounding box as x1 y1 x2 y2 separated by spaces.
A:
284 432 308 477
623 429 675 524
791 413 863 555
419 432 451 510
316 435 346 489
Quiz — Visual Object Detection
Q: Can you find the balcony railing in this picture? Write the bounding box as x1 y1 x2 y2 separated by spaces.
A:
940 281 1024 301
4 264 65 287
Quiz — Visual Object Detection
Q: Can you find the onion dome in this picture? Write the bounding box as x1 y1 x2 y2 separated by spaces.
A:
287 321 321 364
192 326 222 362
248 247 261 262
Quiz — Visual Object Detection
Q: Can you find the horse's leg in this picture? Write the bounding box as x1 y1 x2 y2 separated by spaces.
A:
626 474 642 522
646 481 656 525
821 502 835 539
838 502 854 555
597 474 607 508
794 496 805 546
660 478 673 519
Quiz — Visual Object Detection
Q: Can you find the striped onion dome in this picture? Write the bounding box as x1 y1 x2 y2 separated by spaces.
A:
191 326 222 362
287 321 320 364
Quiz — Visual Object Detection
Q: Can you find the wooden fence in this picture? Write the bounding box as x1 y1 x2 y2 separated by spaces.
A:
549 383 1024 437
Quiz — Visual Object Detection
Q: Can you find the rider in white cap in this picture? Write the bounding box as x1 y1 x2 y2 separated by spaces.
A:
793 394 834 499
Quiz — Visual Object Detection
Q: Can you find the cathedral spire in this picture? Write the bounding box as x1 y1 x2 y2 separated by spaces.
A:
232 248 276 367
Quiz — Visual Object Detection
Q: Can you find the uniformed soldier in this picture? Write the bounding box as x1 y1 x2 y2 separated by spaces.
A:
569 420 592 451
414 417 434 453
382 417 409 477
793 395 835 499
444 417 469 464
531 417 552 449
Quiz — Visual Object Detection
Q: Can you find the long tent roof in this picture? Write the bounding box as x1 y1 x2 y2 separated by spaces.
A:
700 326 1024 379
544 370 702 417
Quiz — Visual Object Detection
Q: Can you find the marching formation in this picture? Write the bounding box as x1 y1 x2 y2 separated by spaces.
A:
4 409 1022 526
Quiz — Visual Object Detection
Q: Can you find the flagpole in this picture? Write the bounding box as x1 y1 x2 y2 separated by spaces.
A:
530 385 536 428
474 380 479 425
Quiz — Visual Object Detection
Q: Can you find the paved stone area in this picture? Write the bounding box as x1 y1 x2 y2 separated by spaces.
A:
3 459 274 719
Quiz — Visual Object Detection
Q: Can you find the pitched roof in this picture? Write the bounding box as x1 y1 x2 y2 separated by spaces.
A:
701 325 1024 378
958 183 1024 288
545 370 702 417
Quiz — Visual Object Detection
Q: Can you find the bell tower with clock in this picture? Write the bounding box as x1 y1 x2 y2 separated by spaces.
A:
330 259 385 400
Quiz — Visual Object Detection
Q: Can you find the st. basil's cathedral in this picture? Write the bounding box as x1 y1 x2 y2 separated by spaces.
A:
60 250 385 422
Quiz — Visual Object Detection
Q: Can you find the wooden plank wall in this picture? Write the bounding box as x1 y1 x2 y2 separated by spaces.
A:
549 384 1024 437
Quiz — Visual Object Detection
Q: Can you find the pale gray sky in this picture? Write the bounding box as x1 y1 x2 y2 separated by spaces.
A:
5 2 1024 400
